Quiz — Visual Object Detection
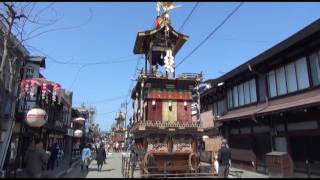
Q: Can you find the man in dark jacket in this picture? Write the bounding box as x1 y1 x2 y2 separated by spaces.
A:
217 139 231 178
24 139 49 178
96 143 106 172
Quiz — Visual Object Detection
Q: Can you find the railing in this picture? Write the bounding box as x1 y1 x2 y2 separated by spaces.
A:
138 72 202 80
122 154 130 178
139 164 217 178
179 73 202 79
138 121 200 129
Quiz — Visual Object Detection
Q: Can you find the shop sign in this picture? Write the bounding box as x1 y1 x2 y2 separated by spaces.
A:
67 129 74 136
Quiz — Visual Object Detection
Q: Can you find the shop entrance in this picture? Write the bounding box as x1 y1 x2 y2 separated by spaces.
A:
289 135 320 175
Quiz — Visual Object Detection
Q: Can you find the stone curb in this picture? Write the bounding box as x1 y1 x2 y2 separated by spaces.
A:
55 159 81 178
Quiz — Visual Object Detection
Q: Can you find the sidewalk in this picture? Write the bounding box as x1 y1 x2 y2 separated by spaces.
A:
228 167 268 178
199 161 268 178
16 155 81 178
42 156 80 178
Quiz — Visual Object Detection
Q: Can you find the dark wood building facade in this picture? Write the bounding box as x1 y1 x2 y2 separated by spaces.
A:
200 18 320 175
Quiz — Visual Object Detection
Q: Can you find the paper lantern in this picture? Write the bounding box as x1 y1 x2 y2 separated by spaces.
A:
74 117 85 121
26 108 48 127
74 129 83 138
202 135 209 141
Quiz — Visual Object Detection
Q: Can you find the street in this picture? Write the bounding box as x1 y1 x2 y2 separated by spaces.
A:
64 152 124 178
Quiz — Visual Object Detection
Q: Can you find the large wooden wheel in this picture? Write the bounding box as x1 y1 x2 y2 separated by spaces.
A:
188 153 199 172
142 152 151 174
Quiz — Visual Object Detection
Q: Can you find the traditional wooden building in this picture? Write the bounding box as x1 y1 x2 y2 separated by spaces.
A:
9 56 73 176
0 21 30 176
200 18 320 175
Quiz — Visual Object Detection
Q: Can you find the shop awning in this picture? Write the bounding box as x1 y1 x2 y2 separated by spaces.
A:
258 88 320 115
217 88 320 122
217 104 265 122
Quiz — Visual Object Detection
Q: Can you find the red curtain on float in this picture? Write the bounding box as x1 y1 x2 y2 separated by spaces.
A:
177 101 192 124
147 100 162 123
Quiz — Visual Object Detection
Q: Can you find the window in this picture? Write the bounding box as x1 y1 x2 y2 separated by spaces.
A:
228 78 257 109
276 67 287 95
238 84 244 106
285 62 298 93
268 56 310 98
310 51 320 86
268 70 277 97
249 79 257 102
233 86 239 107
244 81 251 104
295 57 310 90
227 89 233 109
213 103 218 115
213 99 227 116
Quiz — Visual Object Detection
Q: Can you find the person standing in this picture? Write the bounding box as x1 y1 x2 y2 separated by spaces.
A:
95 143 106 171
24 139 50 178
116 142 119 152
121 142 125 152
217 139 231 178
81 144 92 171
129 148 138 178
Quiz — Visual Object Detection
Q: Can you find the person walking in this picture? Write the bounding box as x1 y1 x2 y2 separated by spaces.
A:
57 147 64 166
24 139 50 178
81 144 92 171
47 143 58 170
217 139 231 178
95 143 106 172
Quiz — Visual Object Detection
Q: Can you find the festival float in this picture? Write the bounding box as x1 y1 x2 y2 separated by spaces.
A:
129 2 203 177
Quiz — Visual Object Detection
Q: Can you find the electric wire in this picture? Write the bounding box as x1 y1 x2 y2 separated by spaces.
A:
27 44 137 65
176 2 244 68
178 2 199 32
68 57 140 90
74 94 127 105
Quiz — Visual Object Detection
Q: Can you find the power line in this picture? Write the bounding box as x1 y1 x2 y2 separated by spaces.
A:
117 54 142 127
68 57 141 89
99 109 119 115
27 44 138 65
74 94 127 105
176 2 244 68
87 95 127 105
214 37 272 43
178 2 199 32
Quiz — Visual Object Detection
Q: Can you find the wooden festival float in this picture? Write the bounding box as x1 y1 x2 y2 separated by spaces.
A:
129 2 204 177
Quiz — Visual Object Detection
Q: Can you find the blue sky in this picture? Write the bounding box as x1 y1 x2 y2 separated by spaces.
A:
24 2 320 131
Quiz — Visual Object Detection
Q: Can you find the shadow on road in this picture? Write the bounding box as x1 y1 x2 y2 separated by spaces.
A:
101 169 115 172
76 169 89 178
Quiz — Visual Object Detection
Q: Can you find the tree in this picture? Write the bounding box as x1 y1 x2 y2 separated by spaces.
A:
0 2 26 93
0 2 92 93
0 2 92 172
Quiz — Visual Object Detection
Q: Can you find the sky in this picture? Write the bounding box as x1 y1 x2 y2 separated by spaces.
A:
23 2 320 131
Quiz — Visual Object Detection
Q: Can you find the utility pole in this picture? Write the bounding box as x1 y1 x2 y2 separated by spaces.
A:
121 101 129 146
